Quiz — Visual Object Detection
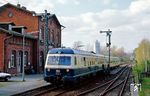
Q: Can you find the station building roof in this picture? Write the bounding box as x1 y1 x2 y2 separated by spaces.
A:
0 28 37 39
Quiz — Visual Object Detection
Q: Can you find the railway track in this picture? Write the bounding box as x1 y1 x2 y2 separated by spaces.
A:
12 84 58 96
13 64 130 96
45 65 129 96
76 66 130 96
100 68 130 96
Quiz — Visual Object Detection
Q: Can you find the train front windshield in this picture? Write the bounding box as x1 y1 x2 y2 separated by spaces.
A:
47 56 71 65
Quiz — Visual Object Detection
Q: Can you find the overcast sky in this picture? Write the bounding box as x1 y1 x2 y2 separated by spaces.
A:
1 0 150 52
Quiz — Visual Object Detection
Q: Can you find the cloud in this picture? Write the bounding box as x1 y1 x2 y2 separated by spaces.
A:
56 0 80 5
74 0 80 5
1 0 150 52
103 0 112 5
59 0 150 52
129 0 150 15
57 0 68 4
0 0 15 6
0 0 55 13
19 0 55 13
2 0 80 12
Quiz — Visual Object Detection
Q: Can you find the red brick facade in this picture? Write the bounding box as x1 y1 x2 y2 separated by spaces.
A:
0 3 62 74
0 4 38 33
0 27 37 75
5 37 36 74
0 32 6 71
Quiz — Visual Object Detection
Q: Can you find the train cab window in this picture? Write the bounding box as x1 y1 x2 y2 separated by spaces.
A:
48 56 71 65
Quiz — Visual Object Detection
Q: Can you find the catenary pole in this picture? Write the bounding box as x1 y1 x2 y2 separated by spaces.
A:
44 10 49 62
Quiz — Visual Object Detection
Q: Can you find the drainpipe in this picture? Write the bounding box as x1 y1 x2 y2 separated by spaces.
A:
3 35 13 72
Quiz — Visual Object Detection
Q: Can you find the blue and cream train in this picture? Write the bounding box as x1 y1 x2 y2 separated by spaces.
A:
44 48 120 84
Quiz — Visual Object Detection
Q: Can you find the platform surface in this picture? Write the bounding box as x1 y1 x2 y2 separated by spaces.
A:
0 74 50 96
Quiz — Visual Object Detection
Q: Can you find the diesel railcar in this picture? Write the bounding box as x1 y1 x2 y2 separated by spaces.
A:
44 48 120 84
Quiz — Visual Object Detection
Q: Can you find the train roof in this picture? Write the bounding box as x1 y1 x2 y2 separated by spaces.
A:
48 48 96 56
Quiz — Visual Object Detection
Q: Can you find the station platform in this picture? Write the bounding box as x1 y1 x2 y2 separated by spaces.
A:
0 74 50 96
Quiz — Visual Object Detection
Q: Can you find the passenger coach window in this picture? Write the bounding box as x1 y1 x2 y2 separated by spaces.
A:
74 57 77 65
83 57 86 66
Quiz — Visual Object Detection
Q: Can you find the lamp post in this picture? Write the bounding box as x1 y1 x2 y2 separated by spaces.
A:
22 31 25 81
100 29 112 68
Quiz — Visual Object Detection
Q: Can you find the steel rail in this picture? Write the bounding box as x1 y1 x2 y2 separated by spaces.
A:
99 67 127 96
118 68 130 96
33 86 58 96
76 66 127 96
99 68 130 96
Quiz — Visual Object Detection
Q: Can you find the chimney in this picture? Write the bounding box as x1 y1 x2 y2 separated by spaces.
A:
17 4 21 8
22 6 26 10
8 24 12 31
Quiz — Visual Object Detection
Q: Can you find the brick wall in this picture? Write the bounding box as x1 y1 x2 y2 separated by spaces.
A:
4 36 35 74
0 3 62 74
0 32 6 71
39 17 61 48
0 5 39 33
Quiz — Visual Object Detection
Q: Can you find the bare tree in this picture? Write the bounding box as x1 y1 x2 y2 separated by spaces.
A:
111 45 117 56
116 47 125 57
85 43 93 51
72 41 84 50
100 46 107 55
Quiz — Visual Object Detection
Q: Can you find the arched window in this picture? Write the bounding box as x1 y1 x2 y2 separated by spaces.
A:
18 51 23 72
48 28 50 43
40 51 44 71
51 29 54 43
40 26 44 41
24 51 28 66
11 50 16 67
39 29 42 40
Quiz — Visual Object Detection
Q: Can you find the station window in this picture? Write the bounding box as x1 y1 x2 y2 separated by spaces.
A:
24 51 28 66
18 51 23 68
11 50 16 67
40 27 44 42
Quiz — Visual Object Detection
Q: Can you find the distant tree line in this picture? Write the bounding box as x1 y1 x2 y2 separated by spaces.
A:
72 41 131 62
100 45 131 62
134 38 150 73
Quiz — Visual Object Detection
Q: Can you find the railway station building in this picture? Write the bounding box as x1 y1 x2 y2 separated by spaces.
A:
0 3 63 75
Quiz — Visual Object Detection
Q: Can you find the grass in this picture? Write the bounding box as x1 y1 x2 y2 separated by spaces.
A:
139 78 150 96
132 63 150 96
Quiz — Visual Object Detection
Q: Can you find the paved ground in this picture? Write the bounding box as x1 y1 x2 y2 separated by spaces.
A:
0 74 50 96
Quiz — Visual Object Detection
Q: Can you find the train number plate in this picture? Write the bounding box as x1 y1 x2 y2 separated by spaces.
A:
56 70 61 75
56 70 60 73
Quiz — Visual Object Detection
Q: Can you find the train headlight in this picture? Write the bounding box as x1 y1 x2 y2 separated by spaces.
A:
66 69 69 72
47 68 50 71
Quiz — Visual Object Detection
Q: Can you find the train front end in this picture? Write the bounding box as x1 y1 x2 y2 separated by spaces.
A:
44 48 75 84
